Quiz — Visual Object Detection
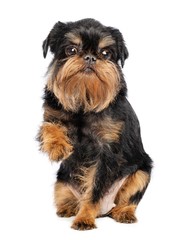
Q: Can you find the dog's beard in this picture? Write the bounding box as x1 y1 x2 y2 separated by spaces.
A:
48 56 120 112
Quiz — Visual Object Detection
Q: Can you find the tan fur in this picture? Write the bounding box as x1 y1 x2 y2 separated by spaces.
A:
65 32 82 45
91 117 124 142
54 168 149 226
79 165 97 196
55 166 100 230
55 182 79 217
39 20 152 230
99 36 115 49
48 56 120 112
109 170 150 223
110 204 137 223
71 166 100 230
72 166 99 230
46 60 57 92
39 122 73 161
115 170 150 205
71 202 100 230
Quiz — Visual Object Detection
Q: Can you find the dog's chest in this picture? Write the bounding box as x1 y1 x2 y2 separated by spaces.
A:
70 113 123 144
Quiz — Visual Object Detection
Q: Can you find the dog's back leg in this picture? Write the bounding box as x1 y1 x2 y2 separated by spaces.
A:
109 170 150 223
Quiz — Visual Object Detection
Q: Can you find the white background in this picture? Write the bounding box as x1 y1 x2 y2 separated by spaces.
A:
0 0 179 239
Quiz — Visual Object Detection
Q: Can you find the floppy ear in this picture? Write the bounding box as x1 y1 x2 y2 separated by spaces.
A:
120 41 129 68
42 21 67 58
108 27 129 67
42 35 49 58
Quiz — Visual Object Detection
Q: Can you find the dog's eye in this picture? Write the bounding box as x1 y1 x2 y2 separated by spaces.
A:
101 50 111 60
65 46 78 56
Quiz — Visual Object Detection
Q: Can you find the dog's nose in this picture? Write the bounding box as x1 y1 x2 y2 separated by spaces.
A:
84 54 96 64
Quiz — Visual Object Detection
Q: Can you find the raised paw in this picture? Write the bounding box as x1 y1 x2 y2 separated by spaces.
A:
47 140 73 161
38 122 73 161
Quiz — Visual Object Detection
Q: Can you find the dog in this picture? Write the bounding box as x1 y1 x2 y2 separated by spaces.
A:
37 18 153 230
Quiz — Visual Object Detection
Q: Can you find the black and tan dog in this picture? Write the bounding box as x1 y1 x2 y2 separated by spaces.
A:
37 18 152 230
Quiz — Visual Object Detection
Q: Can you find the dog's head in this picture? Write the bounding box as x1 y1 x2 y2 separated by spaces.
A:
43 18 128 112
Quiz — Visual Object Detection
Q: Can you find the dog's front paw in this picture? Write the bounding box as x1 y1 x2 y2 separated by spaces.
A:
38 122 73 161
71 217 96 231
46 140 73 161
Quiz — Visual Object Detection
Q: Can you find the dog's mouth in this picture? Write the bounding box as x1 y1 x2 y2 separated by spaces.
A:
82 65 96 74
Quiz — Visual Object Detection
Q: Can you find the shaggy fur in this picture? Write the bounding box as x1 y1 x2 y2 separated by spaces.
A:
37 18 152 230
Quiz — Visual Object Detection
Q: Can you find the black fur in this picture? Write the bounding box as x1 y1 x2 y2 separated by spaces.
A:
44 90 152 202
39 18 153 228
43 18 128 67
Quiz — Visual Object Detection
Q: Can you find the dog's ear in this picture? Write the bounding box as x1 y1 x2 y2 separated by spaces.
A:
42 36 49 58
42 21 67 58
119 40 129 68
108 28 129 67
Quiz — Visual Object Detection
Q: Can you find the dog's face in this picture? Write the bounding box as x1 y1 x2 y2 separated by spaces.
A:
43 18 128 112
